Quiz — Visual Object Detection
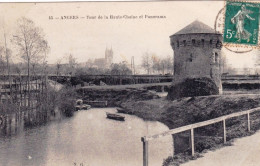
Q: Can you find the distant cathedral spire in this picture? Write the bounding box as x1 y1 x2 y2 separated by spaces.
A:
105 46 113 68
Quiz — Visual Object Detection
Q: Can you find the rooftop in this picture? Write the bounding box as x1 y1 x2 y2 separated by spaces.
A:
171 20 220 36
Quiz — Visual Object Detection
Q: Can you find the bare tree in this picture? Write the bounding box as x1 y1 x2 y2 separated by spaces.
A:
12 17 49 107
151 54 161 74
220 51 228 74
163 55 173 74
67 54 77 76
141 52 152 74
0 46 6 73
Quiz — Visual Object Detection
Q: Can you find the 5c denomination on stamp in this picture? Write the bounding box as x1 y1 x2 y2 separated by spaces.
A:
224 1 260 46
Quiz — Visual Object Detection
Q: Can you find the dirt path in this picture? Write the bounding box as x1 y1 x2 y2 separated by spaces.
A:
182 131 260 166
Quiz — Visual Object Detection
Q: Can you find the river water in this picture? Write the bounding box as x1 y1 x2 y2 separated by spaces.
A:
0 108 172 166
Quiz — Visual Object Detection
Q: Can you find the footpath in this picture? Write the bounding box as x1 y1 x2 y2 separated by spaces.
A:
182 131 260 166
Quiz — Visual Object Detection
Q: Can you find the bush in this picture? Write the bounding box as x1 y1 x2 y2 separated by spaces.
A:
57 87 78 117
167 77 219 100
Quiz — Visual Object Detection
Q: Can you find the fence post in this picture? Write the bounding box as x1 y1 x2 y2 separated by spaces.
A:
172 134 175 157
247 112 251 132
141 137 148 166
223 118 226 143
191 128 195 156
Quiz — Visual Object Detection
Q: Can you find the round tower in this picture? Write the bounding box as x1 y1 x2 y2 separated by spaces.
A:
168 20 223 99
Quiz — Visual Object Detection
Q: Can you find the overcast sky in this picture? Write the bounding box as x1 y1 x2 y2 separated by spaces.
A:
0 1 258 68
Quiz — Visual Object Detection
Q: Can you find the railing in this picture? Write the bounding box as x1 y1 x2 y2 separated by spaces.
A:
141 107 260 166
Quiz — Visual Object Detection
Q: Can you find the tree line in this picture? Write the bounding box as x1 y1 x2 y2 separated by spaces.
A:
141 52 173 75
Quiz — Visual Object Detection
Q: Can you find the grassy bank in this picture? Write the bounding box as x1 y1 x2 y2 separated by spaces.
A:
119 94 260 166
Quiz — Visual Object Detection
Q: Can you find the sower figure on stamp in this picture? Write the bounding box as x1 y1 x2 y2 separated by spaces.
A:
231 4 255 42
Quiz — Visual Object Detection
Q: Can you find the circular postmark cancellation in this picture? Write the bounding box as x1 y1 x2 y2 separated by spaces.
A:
215 0 260 53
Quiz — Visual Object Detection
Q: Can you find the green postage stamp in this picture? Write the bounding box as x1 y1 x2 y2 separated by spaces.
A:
224 1 260 46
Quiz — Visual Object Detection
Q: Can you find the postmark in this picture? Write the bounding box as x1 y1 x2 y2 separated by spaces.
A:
214 1 260 53
223 1 260 46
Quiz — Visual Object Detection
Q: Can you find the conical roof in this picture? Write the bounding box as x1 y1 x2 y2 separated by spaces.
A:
171 20 219 36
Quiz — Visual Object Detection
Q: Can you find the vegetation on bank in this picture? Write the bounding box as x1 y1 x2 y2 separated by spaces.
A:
119 94 260 166
57 87 78 117
0 84 77 128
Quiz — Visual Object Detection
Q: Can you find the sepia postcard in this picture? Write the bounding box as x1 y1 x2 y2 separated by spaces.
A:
0 1 260 166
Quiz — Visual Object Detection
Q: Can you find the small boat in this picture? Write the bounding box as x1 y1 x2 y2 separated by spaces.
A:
116 107 125 113
106 112 125 121
75 99 91 111
75 104 91 111
116 107 133 115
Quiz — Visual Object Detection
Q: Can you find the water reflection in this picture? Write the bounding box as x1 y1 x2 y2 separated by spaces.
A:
0 108 172 166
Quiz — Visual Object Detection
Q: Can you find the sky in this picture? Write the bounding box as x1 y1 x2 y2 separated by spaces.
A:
0 1 258 68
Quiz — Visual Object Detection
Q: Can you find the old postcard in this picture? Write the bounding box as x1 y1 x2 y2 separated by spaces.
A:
0 1 260 166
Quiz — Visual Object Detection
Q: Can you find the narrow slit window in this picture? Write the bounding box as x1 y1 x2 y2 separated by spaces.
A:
216 40 221 48
215 52 218 63
192 39 195 46
201 39 205 46
189 53 193 62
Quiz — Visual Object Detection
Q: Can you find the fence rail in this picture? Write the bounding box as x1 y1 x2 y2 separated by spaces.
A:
141 106 260 166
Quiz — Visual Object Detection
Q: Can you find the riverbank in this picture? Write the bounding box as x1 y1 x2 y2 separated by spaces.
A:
119 94 260 166
181 130 260 166
77 85 162 107
0 108 172 166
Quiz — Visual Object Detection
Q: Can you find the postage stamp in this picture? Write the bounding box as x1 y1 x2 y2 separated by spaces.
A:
223 1 260 46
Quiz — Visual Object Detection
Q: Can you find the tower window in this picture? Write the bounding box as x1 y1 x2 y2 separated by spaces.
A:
210 39 213 45
177 41 179 48
189 53 193 62
183 40 187 46
201 39 205 46
215 52 218 63
216 40 221 48
192 39 195 46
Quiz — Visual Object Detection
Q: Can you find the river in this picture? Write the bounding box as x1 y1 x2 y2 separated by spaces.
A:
0 108 173 166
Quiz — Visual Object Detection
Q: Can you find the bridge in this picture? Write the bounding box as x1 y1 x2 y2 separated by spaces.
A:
0 74 260 86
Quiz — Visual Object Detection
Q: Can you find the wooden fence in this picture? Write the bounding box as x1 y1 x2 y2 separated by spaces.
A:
141 107 260 166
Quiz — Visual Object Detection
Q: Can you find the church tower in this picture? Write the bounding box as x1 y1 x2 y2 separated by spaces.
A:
105 47 113 67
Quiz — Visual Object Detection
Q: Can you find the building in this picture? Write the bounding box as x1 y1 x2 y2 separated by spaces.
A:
87 47 114 69
169 20 223 97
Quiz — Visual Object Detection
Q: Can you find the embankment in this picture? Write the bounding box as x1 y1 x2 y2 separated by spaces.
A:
119 94 260 165
77 83 171 106
77 84 260 165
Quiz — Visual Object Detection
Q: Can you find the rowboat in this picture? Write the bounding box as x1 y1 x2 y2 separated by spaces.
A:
75 99 91 111
116 107 133 114
75 104 91 111
116 107 125 113
106 112 125 121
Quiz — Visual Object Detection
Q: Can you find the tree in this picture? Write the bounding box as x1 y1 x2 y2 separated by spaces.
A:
0 46 6 73
163 55 173 74
12 17 49 106
67 54 77 76
142 52 152 74
220 51 228 74
151 54 161 74
110 62 132 75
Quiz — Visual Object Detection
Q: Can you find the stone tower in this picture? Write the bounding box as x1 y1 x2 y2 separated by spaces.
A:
105 47 113 67
168 20 223 99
